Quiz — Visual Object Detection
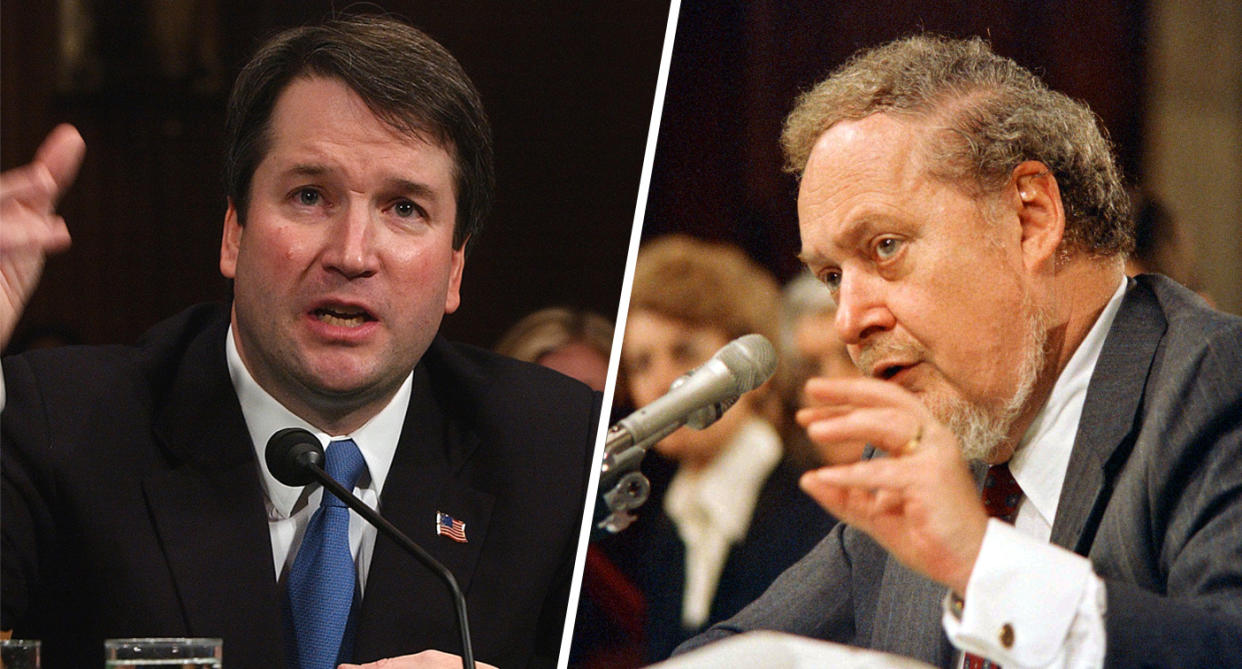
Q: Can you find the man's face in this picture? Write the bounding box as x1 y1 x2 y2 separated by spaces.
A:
796 114 1045 459
220 76 464 431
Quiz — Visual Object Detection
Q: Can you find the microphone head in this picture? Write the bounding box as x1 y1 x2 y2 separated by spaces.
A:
683 334 777 430
265 427 325 487
714 333 777 393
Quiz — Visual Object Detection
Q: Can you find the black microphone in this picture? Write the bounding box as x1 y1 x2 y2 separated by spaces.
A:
266 428 475 669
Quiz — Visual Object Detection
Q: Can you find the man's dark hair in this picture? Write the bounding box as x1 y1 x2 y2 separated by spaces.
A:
224 14 493 253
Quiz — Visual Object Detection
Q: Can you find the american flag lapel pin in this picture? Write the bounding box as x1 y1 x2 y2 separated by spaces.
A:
436 511 468 543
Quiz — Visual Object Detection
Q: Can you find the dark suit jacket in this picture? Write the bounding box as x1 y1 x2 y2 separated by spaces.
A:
677 275 1242 668
2 303 600 669
639 460 834 663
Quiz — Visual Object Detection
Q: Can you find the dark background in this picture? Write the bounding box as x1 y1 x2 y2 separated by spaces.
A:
2 1 671 352
643 0 1148 282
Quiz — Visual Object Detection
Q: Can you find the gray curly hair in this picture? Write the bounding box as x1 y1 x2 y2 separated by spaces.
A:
782 34 1132 256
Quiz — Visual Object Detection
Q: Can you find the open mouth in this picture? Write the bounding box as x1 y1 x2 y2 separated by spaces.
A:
313 306 375 328
876 363 909 381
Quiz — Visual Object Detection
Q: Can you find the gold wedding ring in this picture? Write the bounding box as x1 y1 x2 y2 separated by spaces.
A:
901 423 923 455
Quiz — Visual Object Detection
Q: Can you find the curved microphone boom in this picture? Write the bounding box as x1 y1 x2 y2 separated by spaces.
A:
266 428 475 669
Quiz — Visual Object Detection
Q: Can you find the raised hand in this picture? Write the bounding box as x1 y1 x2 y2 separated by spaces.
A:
0 124 85 349
796 376 989 595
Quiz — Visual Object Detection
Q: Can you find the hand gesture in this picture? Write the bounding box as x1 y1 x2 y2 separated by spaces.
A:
796 376 989 595
0 124 85 349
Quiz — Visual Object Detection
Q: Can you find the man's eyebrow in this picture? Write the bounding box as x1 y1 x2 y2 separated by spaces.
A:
287 163 331 177
797 216 879 266
385 178 440 200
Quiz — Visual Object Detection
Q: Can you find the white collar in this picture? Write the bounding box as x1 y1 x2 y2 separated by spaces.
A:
225 324 410 519
1009 278 1128 526
664 417 783 543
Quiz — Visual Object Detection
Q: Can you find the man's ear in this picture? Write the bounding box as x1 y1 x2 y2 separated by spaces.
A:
443 235 468 315
1010 160 1065 271
219 198 242 279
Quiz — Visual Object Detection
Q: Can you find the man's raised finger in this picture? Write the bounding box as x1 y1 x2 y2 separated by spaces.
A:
804 376 927 414
801 405 920 454
0 162 57 203
33 124 86 203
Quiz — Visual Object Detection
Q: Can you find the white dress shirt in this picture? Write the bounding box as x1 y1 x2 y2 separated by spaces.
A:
664 417 783 629
942 278 1127 668
226 325 410 596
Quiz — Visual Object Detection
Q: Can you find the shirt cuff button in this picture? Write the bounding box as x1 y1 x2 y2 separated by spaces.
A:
999 623 1015 649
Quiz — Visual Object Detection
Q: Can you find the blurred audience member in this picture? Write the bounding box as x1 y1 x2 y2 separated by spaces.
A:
778 272 865 467
617 234 835 662
495 307 636 669
495 307 614 391
1126 189 1213 304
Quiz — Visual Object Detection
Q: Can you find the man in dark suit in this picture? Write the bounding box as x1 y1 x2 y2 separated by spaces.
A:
1 16 597 669
677 35 1242 667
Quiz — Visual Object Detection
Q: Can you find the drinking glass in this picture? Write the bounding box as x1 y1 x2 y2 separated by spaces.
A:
0 639 40 669
103 638 221 668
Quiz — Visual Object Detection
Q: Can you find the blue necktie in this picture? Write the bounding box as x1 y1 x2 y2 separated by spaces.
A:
287 439 367 669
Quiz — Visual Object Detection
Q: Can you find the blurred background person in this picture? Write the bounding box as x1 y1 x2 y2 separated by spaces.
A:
495 307 614 391
606 234 835 664
1125 189 1215 305
495 307 638 669
777 272 865 468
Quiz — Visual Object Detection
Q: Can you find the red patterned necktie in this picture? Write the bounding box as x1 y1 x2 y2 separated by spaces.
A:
981 463 1022 524
963 463 1022 669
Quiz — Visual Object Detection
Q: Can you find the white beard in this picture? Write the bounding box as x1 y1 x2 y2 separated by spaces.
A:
926 306 1049 462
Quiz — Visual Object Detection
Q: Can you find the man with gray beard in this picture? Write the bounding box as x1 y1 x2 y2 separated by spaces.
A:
675 35 1242 668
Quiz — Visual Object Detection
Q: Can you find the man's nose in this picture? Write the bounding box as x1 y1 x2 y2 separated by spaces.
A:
834 272 895 345
323 204 379 278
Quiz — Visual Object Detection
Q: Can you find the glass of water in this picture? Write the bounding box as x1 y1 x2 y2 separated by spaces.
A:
0 638 41 669
104 638 221 668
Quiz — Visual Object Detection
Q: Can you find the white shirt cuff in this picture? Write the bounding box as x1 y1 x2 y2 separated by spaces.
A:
942 519 1105 668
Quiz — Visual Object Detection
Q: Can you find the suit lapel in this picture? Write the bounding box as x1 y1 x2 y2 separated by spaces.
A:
355 355 496 660
147 310 287 665
1051 279 1165 553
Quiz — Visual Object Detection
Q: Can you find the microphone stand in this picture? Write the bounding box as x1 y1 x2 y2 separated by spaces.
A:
594 427 653 537
305 464 475 669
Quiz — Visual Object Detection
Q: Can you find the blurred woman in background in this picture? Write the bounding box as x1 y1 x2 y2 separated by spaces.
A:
495 307 614 391
778 272 865 468
617 234 835 662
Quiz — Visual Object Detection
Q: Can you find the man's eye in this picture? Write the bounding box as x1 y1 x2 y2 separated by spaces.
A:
875 237 903 259
821 270 842 292
393 200 419 218
296 188 320 206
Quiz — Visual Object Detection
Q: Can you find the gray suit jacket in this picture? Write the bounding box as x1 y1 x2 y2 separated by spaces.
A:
677 275 1242 668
